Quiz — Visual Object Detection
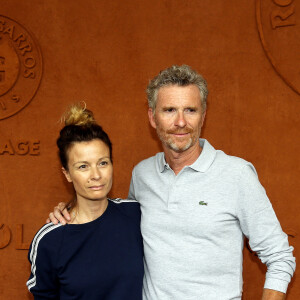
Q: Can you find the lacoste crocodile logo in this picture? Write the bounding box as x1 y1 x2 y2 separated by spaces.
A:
199 201 208 206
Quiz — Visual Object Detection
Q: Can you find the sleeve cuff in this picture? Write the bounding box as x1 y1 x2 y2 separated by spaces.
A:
264 277 289 293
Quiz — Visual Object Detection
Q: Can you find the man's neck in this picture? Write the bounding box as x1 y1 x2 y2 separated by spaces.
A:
163 141 202 175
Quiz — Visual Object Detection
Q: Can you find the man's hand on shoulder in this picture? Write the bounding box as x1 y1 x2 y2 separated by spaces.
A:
262 289 286 300
46 202 70 225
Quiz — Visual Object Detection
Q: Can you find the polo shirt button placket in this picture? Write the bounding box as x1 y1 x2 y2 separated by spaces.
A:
168 172 180 210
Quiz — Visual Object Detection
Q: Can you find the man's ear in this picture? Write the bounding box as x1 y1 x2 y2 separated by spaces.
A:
62 167 72 183
201 111 206 127
148 108 157 129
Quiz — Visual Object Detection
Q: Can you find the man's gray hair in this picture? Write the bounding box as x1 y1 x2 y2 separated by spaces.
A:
146 65 208 113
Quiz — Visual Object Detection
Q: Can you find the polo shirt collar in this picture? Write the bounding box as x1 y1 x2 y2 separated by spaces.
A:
189 139 216 172
158 153 169 172
158 139 217 173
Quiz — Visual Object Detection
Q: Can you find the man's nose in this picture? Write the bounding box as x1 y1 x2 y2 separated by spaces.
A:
174 111 187 127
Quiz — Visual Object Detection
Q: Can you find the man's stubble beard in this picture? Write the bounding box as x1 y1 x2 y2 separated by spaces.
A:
155 125 196 153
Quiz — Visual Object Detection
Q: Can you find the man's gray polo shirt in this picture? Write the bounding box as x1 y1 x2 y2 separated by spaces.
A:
129 139 295 300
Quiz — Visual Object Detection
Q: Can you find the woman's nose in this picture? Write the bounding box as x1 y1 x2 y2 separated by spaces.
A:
90 167 101 180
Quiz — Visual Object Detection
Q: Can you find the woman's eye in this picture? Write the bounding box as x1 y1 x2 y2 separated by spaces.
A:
99 161 108 166
78 165 87 169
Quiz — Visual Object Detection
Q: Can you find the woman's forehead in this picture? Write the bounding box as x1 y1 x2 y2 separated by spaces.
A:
67 140 110 162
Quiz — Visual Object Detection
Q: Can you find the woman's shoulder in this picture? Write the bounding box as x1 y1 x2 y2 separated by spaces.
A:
108 198 141 219
28 223 65 263
109 198 140 205
33 222 64 239
30 223 65 251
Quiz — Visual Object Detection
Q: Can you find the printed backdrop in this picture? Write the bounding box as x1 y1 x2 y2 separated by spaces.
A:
0 0 299 299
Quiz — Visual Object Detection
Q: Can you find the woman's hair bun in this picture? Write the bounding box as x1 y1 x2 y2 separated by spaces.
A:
63 102 95 126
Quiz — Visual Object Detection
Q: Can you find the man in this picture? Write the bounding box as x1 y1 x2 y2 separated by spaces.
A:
50 65 295 299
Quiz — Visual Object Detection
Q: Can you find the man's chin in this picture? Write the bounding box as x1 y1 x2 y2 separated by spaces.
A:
167 140 193 153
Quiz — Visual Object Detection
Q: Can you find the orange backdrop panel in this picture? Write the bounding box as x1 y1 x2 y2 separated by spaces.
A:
0 0 298 299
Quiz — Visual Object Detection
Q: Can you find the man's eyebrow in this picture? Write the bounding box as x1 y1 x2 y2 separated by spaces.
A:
185 106 198 110
162 106 175 109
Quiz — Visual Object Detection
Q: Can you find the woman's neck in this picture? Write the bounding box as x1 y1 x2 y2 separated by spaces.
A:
69 198 108 224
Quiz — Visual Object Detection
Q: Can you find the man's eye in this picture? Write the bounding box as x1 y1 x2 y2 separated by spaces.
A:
164 108 175 112
99 161 108 166
186 108 196 113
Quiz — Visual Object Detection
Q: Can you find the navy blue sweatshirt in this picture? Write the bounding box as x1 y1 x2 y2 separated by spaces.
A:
27 199 144 300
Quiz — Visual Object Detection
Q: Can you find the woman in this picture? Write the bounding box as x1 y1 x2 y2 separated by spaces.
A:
26 104 144 299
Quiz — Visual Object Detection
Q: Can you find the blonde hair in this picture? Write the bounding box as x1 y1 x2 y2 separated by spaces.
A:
63 102 96 126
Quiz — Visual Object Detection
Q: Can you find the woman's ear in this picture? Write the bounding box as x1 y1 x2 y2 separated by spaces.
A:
62 167 72 183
